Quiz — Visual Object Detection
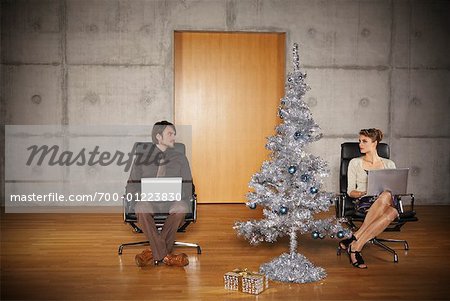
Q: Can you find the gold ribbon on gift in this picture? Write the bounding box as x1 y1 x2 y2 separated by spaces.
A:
232 268 255 276
225 268 268 294
232 268 268 293
229 268 255 292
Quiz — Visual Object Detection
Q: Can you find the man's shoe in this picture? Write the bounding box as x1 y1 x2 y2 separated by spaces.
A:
163 253 189 267
135 249 153 267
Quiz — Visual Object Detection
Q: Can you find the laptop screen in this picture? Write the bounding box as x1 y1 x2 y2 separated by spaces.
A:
367 168 409 196
141 177 182 202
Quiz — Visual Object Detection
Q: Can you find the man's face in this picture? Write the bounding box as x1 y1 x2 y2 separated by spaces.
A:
157 126 176 148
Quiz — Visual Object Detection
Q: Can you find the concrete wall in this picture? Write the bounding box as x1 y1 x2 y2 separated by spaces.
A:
1 0 449 204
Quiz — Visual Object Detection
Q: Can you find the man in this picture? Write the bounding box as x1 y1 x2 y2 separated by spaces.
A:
126 121 192 267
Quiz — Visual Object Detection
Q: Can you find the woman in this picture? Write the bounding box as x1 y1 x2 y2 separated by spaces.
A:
339 128 398 269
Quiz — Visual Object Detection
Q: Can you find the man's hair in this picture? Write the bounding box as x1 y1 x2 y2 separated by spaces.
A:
152 121 176 144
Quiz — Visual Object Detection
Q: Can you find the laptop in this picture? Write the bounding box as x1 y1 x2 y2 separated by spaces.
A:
141 177 183 202
367 168 409 196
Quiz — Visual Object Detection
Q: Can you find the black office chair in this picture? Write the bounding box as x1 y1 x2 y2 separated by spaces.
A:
118 142 201 257
335 142 418 262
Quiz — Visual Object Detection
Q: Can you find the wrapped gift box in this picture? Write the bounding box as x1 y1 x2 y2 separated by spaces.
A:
224 271 241 291
224 268 269 295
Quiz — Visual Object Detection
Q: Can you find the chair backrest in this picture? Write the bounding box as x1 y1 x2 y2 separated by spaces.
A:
339 142 390 194
124 142 196 224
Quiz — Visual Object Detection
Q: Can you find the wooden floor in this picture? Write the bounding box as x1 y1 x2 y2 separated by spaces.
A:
1 204 450 300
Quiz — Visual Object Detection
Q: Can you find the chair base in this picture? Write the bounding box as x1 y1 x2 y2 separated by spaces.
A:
127 222 143 233
118 240 202 256
125 220 191 233
370 237 409 263
337 237 409 263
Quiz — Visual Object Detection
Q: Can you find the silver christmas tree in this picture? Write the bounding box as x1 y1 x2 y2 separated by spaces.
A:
234 43 350 284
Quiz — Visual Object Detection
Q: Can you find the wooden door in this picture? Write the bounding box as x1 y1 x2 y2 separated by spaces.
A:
174 31 285 203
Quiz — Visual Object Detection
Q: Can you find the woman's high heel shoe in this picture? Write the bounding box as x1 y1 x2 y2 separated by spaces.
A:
348 246 367 269
337 234 356 255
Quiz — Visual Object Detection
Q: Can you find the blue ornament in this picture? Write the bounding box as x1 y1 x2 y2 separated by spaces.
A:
310 187 318 194
312 231 320 239
337 231 345 239
319 233 325 239
279 206 288 215
300 174 309 182
278 109 284 119
288 166 297 174
248 203 257 209
294 131 302 140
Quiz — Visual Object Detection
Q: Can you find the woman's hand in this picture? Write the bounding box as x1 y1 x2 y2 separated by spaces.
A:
349 190 366 199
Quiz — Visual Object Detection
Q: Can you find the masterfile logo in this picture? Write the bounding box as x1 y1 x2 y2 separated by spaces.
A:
4 125 192 213
25 144 156 172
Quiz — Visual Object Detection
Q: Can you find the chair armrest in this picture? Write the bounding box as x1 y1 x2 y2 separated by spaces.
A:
396 193 415 213
193 193 198 222
335 193 351 218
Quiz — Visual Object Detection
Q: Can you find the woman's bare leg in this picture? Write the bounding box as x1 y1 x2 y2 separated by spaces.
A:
352 206 399 251
354 191 393 240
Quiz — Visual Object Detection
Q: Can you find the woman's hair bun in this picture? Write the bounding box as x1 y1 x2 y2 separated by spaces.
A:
359 128 383 142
